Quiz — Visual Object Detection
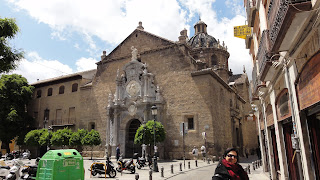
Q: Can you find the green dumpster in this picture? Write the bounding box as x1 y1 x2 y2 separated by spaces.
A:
36 149 84 180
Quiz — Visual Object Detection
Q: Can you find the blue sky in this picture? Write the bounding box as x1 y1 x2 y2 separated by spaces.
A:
1 0 251 83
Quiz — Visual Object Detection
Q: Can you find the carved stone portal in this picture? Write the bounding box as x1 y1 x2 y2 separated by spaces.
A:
106 47 163 157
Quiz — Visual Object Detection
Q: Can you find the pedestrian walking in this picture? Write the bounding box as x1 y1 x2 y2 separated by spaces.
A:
201 145 206 160
192 146 198 160
212 147 249 180
116 144 120 161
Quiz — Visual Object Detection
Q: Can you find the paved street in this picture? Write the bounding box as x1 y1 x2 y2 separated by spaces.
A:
83 155 270 180
1 155 269 179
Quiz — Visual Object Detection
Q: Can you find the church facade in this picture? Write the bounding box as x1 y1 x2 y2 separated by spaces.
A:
28 20 258 159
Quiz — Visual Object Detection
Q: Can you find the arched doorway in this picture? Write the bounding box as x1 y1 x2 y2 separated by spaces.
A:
125 119 141 158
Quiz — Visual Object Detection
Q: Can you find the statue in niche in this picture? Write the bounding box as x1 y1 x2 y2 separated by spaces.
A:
131 46 138 61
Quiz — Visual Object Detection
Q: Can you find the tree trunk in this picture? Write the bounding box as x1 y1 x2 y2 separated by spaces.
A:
91 146 93 160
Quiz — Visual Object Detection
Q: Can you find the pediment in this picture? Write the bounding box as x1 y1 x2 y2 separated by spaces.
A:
105 29 175 60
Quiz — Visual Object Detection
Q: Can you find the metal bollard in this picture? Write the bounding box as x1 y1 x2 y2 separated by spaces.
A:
180 162 182 171
248 165 250 174
207 158 210 164
171 164 174 174
161 166 164 177
256 161 258 169
135 173 139 180
252 162 255 170
149 169 152 180
188 161 190 169
195 160 198 167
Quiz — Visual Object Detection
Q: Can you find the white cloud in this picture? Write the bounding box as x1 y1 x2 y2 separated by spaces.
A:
9 51 73 83
75 57 97 72
8 0 252 78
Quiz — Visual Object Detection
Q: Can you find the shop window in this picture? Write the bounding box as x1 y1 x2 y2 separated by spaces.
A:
36 90 42 98
47 88 53 96
72 83 78 92
188 117 194 130
59 85 65 94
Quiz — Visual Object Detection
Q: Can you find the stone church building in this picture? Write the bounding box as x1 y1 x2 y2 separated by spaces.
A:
28 20 258 159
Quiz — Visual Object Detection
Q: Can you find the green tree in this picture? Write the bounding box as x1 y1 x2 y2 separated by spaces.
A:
0 17 24 73
24 129 41 147
0 74 34 152
50 128 72 148
69 129 88 151
39 129 52 147
134 120 166 154
81 129 101 160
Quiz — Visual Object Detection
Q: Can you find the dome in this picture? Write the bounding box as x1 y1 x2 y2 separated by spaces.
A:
188 19 218 48
188 33 218 48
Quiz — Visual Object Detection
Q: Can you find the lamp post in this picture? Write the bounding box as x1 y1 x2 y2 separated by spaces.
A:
151 105 159 172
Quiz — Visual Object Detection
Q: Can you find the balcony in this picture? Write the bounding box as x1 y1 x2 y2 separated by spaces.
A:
267 0 312 52
257 30 272 81
51 118 75 127
246 0 257 27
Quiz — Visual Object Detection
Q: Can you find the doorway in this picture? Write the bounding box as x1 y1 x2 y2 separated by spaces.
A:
308 114 320 179
125 119 141 158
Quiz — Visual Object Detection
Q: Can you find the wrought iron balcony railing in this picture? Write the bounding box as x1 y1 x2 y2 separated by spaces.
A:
267 0 311 51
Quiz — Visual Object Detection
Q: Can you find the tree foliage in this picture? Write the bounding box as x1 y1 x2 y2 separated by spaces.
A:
69 129 88 147
134 120 166 145
0 17 24 73
81 129 101 147
38 129 52 147
50 128 73 147
24 129 49 146
0 74 34 151
81 129 101 159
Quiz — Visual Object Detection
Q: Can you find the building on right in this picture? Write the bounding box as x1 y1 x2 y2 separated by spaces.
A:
244 0 320 179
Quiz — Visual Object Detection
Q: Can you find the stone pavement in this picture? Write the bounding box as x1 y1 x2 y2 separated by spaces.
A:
84 155 270 180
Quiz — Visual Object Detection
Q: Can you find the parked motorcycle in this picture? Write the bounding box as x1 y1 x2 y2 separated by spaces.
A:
21 157 40 180
0 164 10 179
5 153 14 160
22 150 31 160
116 156 135 174
6 159 24 180
89 157 116 178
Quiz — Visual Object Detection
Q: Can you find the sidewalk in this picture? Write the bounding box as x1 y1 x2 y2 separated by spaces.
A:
84 155 270 180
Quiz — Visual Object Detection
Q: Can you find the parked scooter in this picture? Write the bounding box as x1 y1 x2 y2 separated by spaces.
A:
5 153 14 160
0 162 10 179
116 156 135 174
89 157 116 178
21 157 40 180
6 159 24 180
22 150 31 160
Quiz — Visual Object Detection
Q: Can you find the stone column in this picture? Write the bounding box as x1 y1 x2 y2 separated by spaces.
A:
260 97 274 179
270 90 289 180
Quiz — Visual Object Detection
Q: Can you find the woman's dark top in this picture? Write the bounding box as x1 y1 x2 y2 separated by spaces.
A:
212 159 249 180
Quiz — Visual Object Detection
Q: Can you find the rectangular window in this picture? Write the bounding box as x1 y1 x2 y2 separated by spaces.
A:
56 109 62 125
44 109 49 127
68 107 75 124
188 117 194 130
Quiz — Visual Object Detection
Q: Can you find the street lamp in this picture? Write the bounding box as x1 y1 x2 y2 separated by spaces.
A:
151 105 159 172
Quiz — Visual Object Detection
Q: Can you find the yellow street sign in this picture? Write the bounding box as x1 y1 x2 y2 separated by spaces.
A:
234 25 252 39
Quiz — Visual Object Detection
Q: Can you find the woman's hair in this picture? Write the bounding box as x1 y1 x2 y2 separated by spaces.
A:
223 147 239 161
